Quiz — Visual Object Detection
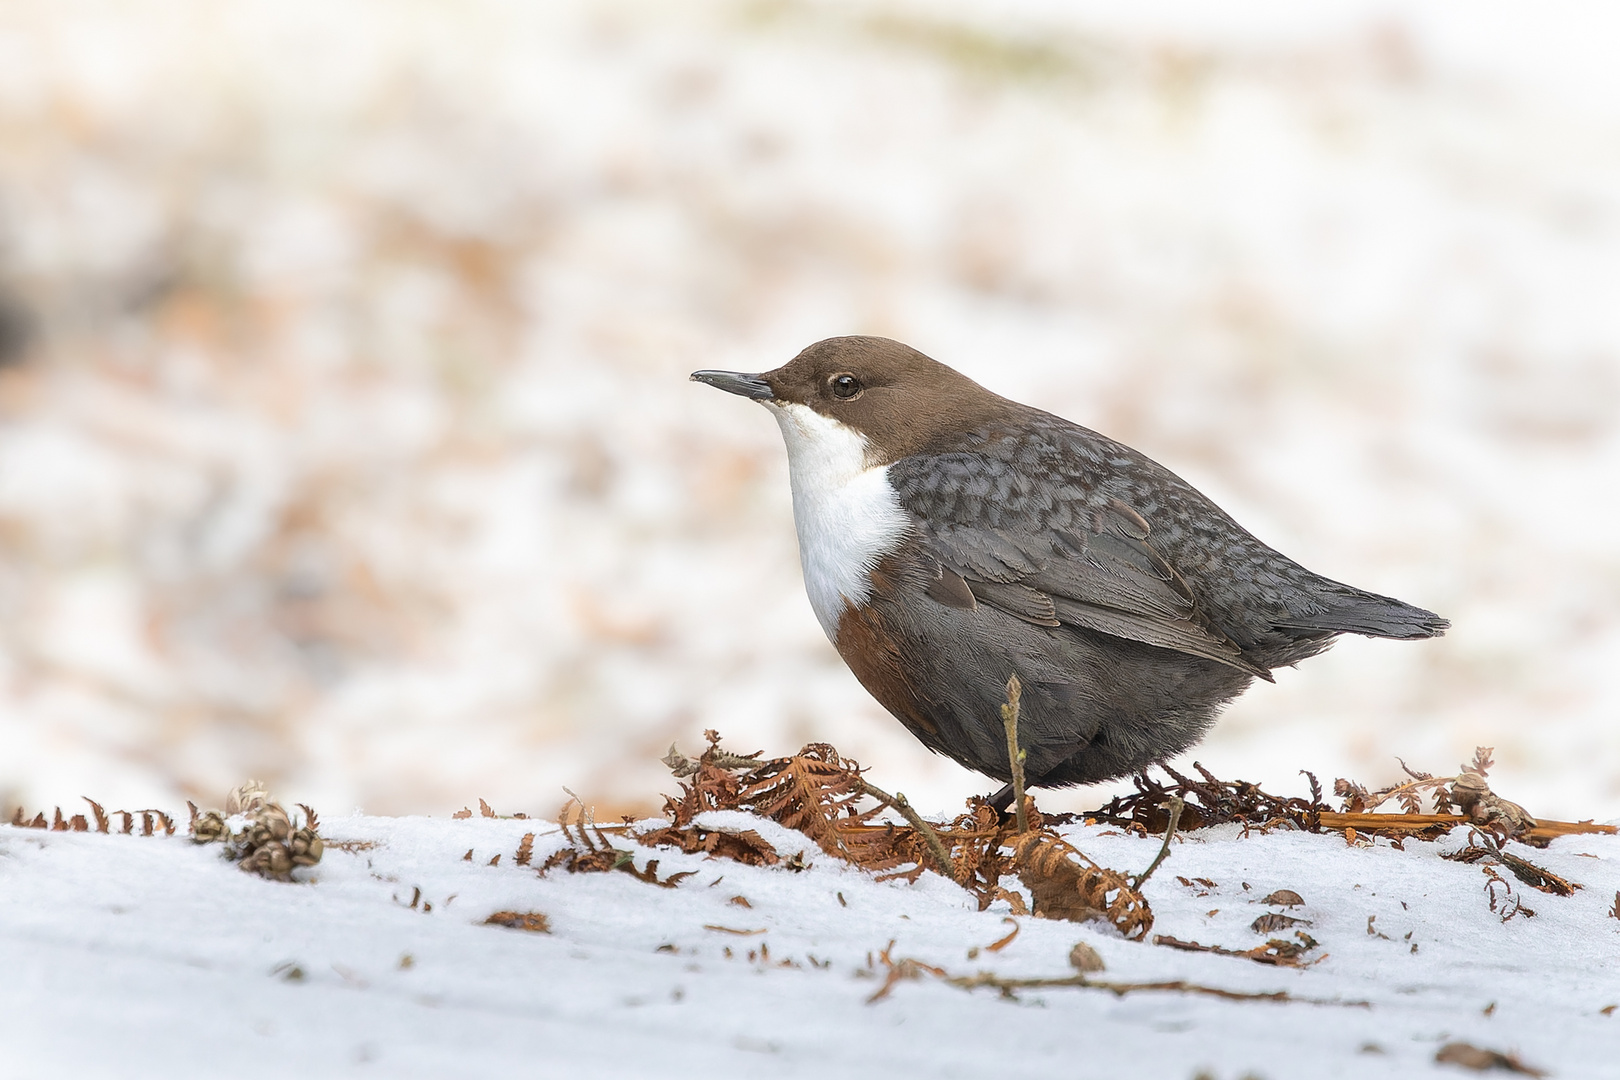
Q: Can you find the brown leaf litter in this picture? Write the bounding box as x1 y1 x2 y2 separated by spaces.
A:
643 730 1155 939
8 734 1609 1007
484 911 551 933
506 733 1612 945
1091 746 1611 847
538 814 697 890
5 782 323 882
10 799 174 837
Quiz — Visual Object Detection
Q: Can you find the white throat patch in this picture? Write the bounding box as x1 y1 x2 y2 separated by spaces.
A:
764 402 911 641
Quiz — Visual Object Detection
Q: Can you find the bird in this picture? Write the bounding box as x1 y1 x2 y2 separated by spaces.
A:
692 336 1447 804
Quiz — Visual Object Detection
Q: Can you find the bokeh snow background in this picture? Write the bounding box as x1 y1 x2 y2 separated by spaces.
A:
1 0 1617 821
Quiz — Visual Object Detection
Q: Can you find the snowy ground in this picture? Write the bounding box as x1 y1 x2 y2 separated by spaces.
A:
3 806 1617 1079
1 0 1619 826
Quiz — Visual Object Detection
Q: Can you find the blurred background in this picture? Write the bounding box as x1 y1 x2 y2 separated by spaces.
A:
1 0 1617 822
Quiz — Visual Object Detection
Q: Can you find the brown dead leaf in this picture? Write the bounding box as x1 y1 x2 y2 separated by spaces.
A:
1067 942 1105 972
1259 889 1305 907
1434 1042 1544 1076
1250 913 1311 934
984 918 1020 953
485 911 551 933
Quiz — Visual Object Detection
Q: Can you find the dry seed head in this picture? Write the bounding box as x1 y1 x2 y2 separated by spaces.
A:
191 810 229 844
225 781 270 816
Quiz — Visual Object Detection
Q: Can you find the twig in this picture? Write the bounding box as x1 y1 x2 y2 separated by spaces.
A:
1000 675 1027 834
1131 795 1184 889
938 970 1364 1006
1315 811 1613 844
858 779 957 882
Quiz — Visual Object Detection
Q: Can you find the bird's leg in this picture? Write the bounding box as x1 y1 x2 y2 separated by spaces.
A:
986 782 1016 812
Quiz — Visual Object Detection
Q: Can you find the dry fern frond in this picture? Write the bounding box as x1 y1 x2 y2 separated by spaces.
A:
9 801 175 839
1009 829 1153 940
83 798 110 833
636 822 782 867
652 734 914 872
1093 763 1323 834
1086 750 1611 849
540 820 696 889
1480 866 1536 922
932 799 1014 903
648 733 1157 924
738 744 878 859
1442 829 1577 897
661 729 765 778
658 730 758 826
1330 747 1529 837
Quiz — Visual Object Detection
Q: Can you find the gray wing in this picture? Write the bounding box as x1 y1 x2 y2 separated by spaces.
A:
889 443 1269 678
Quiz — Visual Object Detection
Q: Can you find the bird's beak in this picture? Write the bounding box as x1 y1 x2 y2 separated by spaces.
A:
690 369 774 400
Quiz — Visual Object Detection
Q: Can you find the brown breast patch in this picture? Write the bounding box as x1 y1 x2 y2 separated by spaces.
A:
833 591 939 740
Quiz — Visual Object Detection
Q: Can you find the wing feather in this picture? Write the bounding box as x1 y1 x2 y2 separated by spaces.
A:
895 454 1266 677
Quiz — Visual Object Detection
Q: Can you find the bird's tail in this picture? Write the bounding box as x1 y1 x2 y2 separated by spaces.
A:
1275 590 1448 640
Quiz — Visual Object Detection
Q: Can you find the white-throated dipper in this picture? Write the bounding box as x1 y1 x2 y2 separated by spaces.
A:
692 336 1447 803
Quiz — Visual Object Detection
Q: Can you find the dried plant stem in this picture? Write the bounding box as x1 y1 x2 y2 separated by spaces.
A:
1000 675 1028 834
1132 795 1184 890
858 779 956 882
942 970 1364 1006
1315 811 1614 843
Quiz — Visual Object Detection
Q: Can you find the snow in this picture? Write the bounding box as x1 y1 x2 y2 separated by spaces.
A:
3 807 1617 1078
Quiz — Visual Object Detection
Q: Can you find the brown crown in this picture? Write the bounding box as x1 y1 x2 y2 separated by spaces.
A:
758 336 1025 463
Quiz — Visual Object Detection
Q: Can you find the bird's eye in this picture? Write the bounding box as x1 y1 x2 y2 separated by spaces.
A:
830 374 862 399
